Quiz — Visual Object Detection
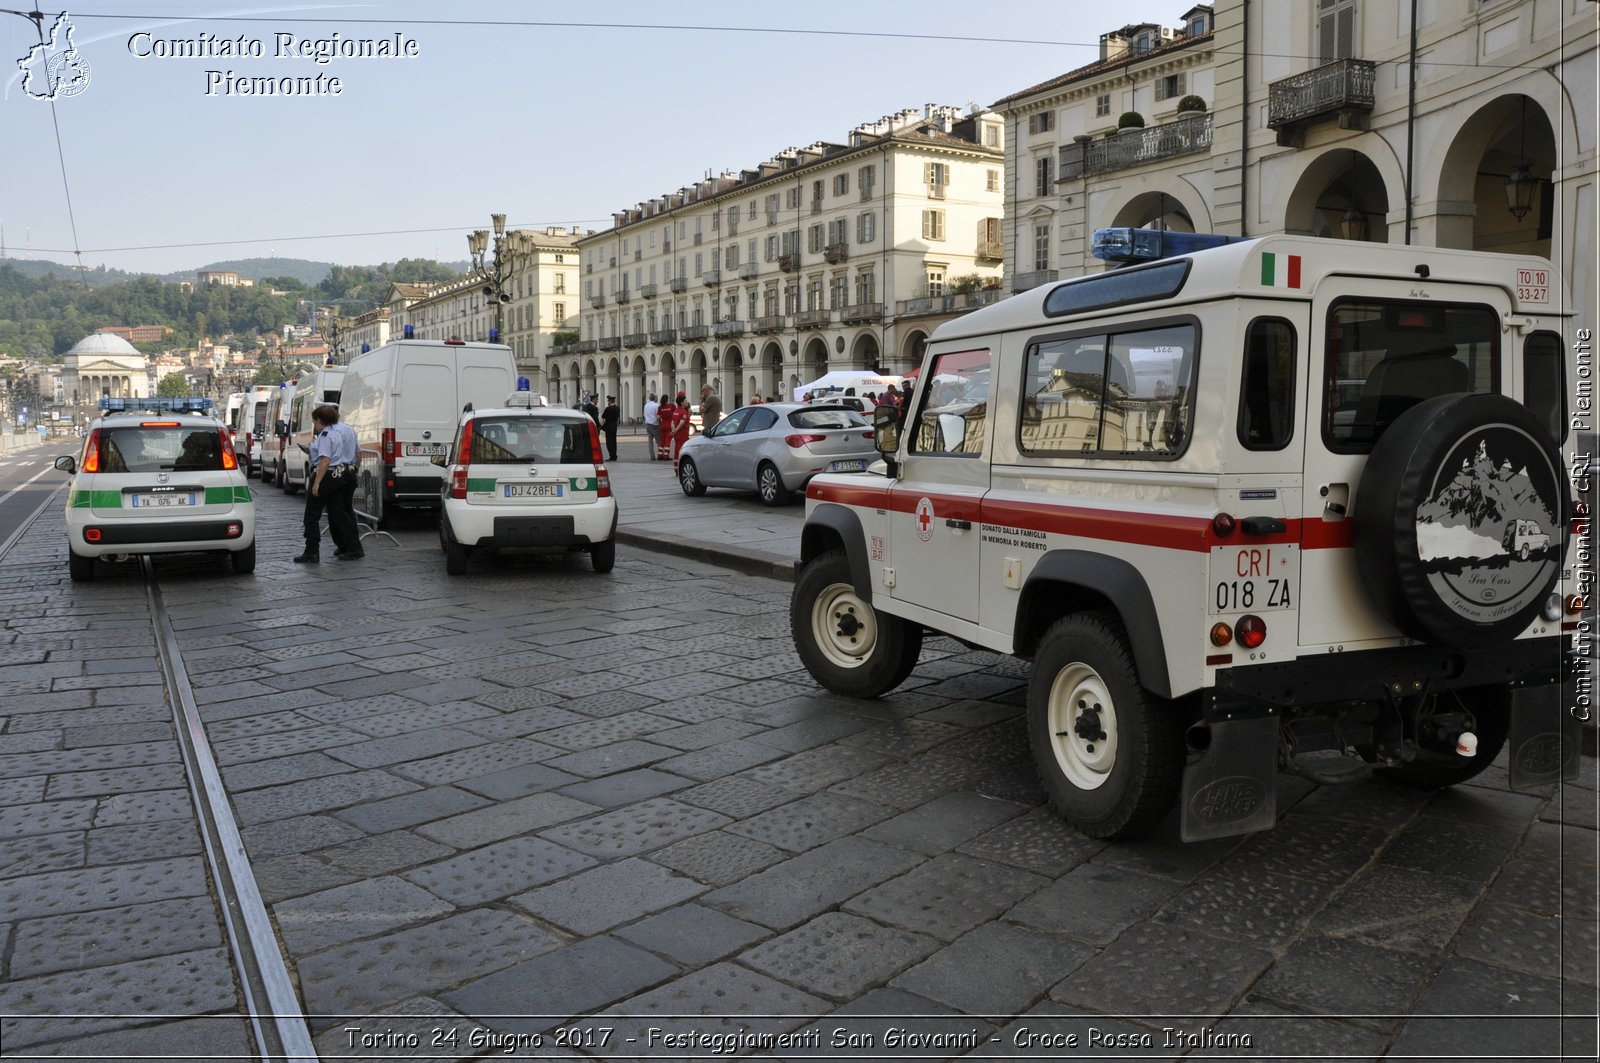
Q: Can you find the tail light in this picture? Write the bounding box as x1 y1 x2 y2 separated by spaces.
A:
1236 614 1267 649
785 433 827 449
863 429 875 440
587 421 612 498
82 428 103 473
448 419 474 499
381 428 397 464
217 429 237 470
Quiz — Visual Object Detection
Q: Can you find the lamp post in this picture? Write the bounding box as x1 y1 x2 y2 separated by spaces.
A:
469 213 516 345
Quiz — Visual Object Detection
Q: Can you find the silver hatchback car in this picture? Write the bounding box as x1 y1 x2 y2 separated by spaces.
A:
677 402 875 505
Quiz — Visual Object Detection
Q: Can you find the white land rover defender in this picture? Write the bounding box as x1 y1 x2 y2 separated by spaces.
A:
791 230 1585 842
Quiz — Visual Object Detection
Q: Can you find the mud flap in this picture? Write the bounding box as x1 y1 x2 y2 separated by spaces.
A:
1180 716 1279 842
1508 685 1581 790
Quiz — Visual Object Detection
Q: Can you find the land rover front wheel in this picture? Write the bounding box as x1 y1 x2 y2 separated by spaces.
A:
1028 613 1185 840
791 550 921 698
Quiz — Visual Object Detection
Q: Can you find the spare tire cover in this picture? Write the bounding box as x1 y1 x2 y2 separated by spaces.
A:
1354 393 1566 649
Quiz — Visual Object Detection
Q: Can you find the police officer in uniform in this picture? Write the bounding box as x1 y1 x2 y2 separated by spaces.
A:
294 405 363 562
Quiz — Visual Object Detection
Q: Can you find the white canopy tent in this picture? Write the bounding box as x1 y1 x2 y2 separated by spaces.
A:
792 371 903 401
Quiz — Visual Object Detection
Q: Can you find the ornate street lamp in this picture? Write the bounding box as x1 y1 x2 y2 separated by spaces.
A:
468 213 515 344
1505 97 1537 223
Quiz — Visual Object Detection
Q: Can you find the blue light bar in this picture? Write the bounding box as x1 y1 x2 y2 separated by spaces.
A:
1092 228 1244 263
98 396 214 413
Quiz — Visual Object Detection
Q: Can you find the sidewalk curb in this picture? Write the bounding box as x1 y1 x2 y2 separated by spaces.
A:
614 527 796 583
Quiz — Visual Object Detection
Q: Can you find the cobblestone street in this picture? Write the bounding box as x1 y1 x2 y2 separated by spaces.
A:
0 454 1595 1060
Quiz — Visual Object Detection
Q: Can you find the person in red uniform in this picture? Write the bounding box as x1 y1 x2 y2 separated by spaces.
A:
658 396 680 464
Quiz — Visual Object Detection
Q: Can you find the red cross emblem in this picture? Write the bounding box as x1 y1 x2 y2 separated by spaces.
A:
915 497 935 542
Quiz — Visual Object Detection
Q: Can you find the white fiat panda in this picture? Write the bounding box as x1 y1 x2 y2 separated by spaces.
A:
438 389 618 575
54 397 256 581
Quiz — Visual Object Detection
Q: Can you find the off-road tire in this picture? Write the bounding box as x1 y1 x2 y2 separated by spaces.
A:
1374 684 1511 789
757 462 792 506
589 538 616 574
1027 612 1185 839
68 551 94 582
230 542 256 575
791 549 921 698
678 458 706 497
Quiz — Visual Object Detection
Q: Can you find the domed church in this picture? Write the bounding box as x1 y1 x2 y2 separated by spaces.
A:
65 332 149 404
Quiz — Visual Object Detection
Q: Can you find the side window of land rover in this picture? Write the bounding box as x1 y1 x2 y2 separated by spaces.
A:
909 348 991 457
1020 322 1197 457
1238 318 1297 450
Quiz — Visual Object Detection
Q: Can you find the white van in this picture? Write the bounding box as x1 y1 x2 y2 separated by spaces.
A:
261 382 292 487
228 384 278 478
278 367 346 495
338 338 517 524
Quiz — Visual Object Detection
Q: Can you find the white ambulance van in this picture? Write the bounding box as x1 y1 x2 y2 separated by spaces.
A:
239 384 278 478
338 337 517 524
278 367 346 495
791 229 1586 842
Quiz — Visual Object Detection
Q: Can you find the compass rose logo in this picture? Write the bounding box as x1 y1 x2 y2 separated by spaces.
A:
17 12 92 101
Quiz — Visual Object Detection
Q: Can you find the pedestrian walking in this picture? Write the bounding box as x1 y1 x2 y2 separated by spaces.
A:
600 396 620 461
643 393 660 460
699 384 722 434
294 404 362 563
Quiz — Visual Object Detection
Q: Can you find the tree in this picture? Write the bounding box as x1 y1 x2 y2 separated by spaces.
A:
157 372 194 397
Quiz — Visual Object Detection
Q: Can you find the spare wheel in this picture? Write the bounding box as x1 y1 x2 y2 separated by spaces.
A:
1353 393 1566 650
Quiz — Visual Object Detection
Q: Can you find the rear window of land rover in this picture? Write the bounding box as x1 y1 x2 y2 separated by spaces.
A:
1043 260 1190 317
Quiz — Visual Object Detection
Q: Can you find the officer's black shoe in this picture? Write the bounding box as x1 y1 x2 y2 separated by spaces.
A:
293 552 319 564
338 551 365 560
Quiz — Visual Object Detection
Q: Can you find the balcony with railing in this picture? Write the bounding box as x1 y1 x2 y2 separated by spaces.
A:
1011 269 1059 293
702 270 722 287
587 294 606 309
796 308 832 328
681 324 711 341
598 337 621 352
573 340 598 353
713 320 746 337
779 253 800 273
623 332 647 348
640 282 659 299
1060 112 1214 179
839 302 883 324
752 315 786 334
668 276 688 293
614 288 632 304
553 340 577 355
1267 59 1376 145
738 262 759 280
976 241 1004 262
649 328 677 345
823 243 848 264
897 294 955 316
960 288 1003 309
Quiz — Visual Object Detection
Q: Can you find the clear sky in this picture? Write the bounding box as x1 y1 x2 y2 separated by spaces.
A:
2 1 1186 276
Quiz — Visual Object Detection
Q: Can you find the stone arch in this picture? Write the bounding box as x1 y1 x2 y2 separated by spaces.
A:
604 357 621 407
849 331 882 373
803 336 829 381
1428 90 1557 256
1277 146 1393 243
1107 185 1205 233
900 329 930 374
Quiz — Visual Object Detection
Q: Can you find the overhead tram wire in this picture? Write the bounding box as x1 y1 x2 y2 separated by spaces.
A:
4 6 89 282
68 11 1560 72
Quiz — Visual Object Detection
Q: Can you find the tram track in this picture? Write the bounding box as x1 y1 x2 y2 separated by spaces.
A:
140 557 319 1062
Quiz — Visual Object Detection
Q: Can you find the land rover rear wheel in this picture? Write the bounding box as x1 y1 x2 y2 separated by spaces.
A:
791 550 921 698
1028 613 1185 839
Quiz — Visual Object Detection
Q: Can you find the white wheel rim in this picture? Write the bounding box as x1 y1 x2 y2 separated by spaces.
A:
810 581 878 669
1046 662 1118 791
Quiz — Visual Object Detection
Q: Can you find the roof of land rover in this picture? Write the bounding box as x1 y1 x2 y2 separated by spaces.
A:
932 235 1568 343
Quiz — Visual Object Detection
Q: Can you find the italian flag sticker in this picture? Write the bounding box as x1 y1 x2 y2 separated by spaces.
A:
1261 252 1302 288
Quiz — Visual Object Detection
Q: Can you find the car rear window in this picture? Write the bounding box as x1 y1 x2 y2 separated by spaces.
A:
788 408 868 430
98 426 225 473
469 417 592 464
